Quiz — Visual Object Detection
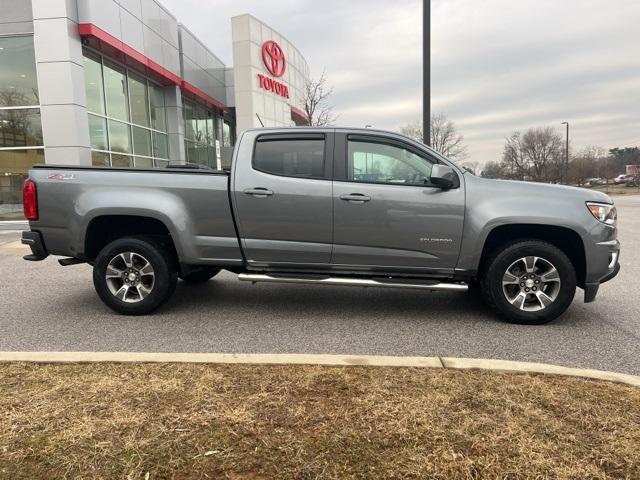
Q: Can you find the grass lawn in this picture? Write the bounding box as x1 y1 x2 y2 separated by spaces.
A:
0 211 25 221
1 363 639 479
588 184 640 195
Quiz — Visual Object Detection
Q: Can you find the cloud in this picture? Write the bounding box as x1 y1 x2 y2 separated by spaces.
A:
161 0 640 164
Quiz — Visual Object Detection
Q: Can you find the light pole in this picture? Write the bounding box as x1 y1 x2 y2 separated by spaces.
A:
561 121 569 184
423 0 430 146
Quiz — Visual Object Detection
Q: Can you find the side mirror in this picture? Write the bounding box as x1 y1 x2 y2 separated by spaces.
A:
430 164 458 189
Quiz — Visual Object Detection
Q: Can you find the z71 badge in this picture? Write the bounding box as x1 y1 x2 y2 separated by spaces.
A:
47 172 77 180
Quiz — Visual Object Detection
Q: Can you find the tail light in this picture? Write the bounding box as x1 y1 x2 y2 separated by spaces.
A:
23 179 38 221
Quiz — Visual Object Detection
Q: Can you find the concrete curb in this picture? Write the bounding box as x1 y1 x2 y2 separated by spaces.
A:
0 352 443 368
1 351 638 387
440 357 640 387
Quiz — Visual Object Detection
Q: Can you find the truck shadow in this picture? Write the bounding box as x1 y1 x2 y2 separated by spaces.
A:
160 276 506 324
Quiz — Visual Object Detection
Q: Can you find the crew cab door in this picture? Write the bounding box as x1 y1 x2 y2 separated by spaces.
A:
331 132 465 272
232 130 334 266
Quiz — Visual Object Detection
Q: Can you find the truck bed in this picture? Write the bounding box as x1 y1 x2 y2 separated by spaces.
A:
28 164 243 266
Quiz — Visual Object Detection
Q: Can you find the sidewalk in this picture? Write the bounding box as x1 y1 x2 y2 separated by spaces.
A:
0 220 27 231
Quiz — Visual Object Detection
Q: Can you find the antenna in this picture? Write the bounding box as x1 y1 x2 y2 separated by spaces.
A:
255 113 265 127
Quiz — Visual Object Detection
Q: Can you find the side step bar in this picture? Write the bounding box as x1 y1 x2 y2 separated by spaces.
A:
238 273 468 292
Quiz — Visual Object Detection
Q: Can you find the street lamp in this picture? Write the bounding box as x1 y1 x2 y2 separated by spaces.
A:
423 0 430 146
561 121 569 184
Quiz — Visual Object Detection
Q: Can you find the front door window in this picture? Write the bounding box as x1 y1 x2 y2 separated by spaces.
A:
347 139 434 186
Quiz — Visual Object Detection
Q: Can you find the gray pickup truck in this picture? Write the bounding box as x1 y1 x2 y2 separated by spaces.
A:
21 127 620 324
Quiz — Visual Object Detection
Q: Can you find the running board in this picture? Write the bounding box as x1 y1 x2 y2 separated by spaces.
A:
238 273 468 292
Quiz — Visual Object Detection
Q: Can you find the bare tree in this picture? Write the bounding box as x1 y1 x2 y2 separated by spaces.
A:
302 71 337 126
400 113 468 161
481 161 509 179
501 127 564 182
460 160 480 175
569 146 606 186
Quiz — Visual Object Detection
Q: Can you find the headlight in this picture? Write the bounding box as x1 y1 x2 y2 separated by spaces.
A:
586 202 617 226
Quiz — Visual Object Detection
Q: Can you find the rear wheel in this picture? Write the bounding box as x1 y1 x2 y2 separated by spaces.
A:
179 267 221 283
480 240 576 324
93 236 177 315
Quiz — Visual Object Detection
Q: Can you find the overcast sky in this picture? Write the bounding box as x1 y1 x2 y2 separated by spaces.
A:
162 0 640 165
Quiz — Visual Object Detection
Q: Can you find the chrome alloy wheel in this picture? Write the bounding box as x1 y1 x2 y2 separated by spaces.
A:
501 256 561 312
105 252 155 303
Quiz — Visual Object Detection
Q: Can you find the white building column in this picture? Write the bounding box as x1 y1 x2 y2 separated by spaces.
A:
32 0 91 166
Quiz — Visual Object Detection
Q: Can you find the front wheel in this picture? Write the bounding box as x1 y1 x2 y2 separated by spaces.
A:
480 240 576 324
93 236 177 315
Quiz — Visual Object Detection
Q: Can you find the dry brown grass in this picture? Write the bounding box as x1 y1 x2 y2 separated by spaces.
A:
1 363 639 479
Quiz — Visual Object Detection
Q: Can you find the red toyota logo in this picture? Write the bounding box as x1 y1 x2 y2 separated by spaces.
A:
261 40 286 77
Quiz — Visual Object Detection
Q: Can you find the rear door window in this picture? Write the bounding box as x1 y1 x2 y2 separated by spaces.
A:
253 135 326 179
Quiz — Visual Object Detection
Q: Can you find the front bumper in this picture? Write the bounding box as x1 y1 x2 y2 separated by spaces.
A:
583 238 620 303
21 230 48 261
600 260 620 284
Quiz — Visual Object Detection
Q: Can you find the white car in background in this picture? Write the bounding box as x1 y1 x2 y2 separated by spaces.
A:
613 174 630 184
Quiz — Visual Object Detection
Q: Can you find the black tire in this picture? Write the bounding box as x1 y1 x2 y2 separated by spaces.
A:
179 267 221 283
480 240 576 325
93 236 177 315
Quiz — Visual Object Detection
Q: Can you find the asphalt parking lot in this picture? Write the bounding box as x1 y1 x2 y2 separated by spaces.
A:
1 195 638 375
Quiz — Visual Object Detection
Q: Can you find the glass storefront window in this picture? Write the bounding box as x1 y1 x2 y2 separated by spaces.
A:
128 72 149 127
134 156 153 168
132 126 151 157
0 36 40 107
0 109 43 148
195 106 207 144
205 115 214 146
149 84 166 132
222 121 231 148
0 149 44 220
88 114 107 150
83 51 105 115
216 115 223 147
111 153 131 167
153 132 168 159
221 120 233 169
0 35 43 219
82 49 169 168
184 101 195 141
183 98 225 166
108 120 131 154
154 158 169 168
91 151 110 166
103 60 129 122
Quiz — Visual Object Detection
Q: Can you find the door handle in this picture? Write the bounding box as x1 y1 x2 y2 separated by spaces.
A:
244 187 273 197
340 193 371 203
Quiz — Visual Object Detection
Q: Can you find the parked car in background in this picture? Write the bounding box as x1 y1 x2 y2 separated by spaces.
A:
21 128 620 325
613 174 630 184
584 178 606 187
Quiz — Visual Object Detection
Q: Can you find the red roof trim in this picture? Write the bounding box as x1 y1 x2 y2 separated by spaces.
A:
290 105 309 125
181 80 227 112
78 23 226 111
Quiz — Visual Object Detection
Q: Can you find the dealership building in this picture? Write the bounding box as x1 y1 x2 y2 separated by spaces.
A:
0 0 311 219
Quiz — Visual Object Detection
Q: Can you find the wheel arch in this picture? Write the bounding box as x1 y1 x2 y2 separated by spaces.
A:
83 214 179 263
478 224 586 288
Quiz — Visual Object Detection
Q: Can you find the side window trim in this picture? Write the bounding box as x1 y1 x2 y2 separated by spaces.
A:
251 132 333 181
347 134 439 164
